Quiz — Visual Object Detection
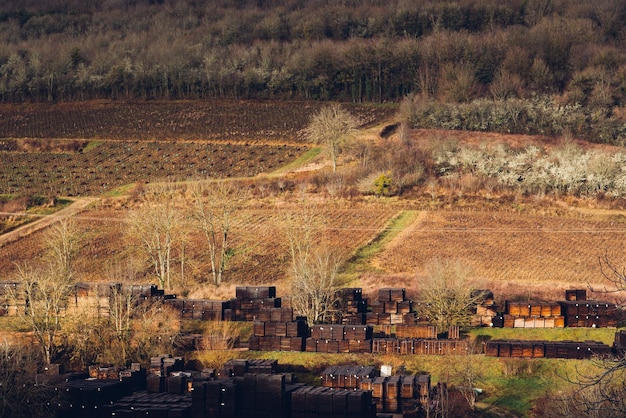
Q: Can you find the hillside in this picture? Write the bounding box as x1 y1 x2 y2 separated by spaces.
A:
1 100 625 304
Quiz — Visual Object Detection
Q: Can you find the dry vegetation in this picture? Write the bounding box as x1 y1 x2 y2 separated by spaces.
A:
374 209 626 302
1 101 626 305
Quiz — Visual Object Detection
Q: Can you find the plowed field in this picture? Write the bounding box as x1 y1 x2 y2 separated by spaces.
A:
0 201 398 288
374 209 626 301
0 100 396 197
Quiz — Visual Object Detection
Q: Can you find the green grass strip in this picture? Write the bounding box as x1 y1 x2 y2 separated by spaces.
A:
469 327 619 345
268 146 323 176
82 140 103 152
340 210 419 279
101 183 137 198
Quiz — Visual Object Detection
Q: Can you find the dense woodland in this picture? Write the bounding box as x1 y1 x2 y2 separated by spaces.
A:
2 0 626 143
0 0 624 107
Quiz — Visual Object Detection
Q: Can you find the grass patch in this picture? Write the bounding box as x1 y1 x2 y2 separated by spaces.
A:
340 210 419 279
0 317 30 332
269 146 322 176
483 376 547 415
469 327 620 345
82 140 103 152
101 183 137 198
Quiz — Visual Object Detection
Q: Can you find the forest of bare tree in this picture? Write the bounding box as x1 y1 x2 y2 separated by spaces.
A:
0 0 624 110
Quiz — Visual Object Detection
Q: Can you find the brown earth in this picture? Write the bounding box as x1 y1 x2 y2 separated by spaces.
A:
1 101 626 304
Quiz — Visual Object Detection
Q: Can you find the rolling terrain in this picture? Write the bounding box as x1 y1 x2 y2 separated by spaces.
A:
1 100 625 304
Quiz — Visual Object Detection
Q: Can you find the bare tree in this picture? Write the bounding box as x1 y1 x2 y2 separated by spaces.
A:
44 218 80 280
126 186 184 290
305 104 358 172
416 258 485 331
290 246 343 326
593 254 626 302
283 207 343 325
12 264 74 365
8 219 81 365
450 342 484 412
537 360 626 418
190 182 247 286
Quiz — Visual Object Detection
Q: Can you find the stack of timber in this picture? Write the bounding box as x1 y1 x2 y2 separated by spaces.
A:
614 330 626 353
559 290 618 328
192 371 377 418
395 324 438 339
71 282 163 317
220 359 278 377
565 289 589 301
559 301 618 328
226 286 292 322
494 290 619 329
149 355 185 378
249 317 309 351
305 324 374 353
372 338 469 355
331 287 368 325
102 391 193 418
497 300 564 328
360 374 431 415
366 288 416 326
473 289 498 327
320 365 377 389
165 299 231 321
484 339 613 359
60 378 134 418
290 385 376 418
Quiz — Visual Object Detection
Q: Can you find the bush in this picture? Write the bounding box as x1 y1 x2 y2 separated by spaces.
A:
403 94 626 144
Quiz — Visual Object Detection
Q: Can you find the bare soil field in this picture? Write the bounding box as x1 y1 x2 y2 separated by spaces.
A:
0 199 398 292
0 140 306 196
0 100 393 142
0 100 396 197
1 100 626 304
373 209 626 302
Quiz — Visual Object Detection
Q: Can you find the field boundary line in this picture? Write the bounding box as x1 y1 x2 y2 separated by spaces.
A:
0 197 96 248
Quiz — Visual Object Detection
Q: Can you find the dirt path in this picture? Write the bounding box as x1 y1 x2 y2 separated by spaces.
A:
0 197 97 248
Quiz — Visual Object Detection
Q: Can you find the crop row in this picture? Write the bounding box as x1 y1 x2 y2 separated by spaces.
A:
0 101 395 142
0 141 303 196
377 210 626 292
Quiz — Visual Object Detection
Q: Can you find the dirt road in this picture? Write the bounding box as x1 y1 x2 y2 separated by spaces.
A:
0 197 96 248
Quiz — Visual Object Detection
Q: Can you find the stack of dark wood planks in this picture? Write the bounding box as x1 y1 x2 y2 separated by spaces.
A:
372 338 469 355
220 359 277 377
149 355 185 378
331 287 368 325
248 317 309 352
104 391 192 418
225 286 293 322
366 288 416 325
395 324 438 339
305 324 374 353
360 374 431 415
290 385 376 418
320 365 377 389
165 299 231 321
484 339 613 359
559 300 618 328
